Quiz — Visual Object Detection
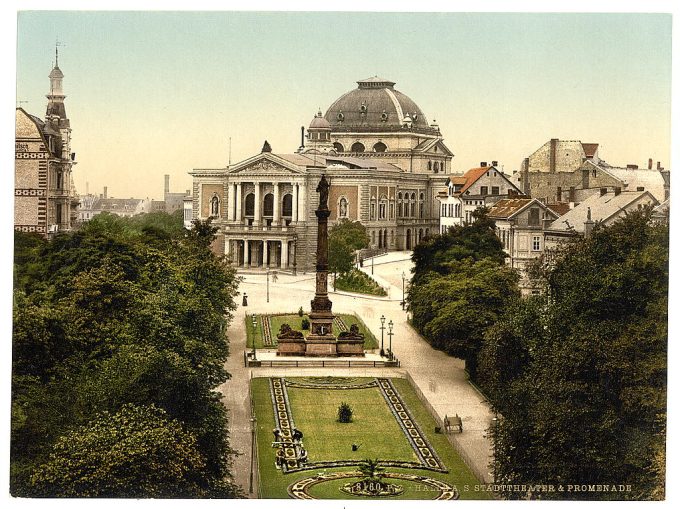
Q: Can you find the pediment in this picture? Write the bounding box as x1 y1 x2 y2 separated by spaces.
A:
227 154 306 176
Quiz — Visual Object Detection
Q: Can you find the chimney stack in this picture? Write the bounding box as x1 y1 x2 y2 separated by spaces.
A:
614 187 622 196
164 174 170 196
480 161 487 167
584 207 594 239
491 160 498 167
626 164 638 170
600 187 607 196
657 161 664 171
300 126 305 149
549 138 558 173
104 186 108 199
648 158 653 170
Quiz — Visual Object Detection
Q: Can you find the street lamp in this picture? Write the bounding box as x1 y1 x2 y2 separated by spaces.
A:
266 267 270 303
380 315 386 357
249 416 257 494
387 320 394 361
401 271 406 310
251 315 257 360
292 233 298 276
371 254 374 275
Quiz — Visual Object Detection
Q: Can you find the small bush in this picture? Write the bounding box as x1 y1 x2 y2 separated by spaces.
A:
335 269 387 296
298 307 304 317
337 402 353 423
301 318 310 330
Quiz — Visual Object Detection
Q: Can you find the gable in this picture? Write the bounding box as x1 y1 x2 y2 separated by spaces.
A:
227 153 306 176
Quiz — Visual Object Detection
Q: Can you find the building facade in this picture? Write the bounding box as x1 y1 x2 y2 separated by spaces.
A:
438 162 523 234
487 198 560 295
15 51 76 236
190 78 453 270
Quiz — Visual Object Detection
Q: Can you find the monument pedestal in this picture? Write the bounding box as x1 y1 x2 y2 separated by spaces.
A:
276 337 307 356
304 338 338 356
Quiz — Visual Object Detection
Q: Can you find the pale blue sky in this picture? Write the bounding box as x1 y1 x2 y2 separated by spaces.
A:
15 11 672 200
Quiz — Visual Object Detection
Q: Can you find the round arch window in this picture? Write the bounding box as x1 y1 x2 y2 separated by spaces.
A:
373 142 387 153
333 142 345 153
351 142 365 153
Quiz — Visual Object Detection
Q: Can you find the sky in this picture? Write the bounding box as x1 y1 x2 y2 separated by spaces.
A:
12 8 673 201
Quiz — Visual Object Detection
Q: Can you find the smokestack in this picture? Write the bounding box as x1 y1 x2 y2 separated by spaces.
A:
648 158 653 170
550 138 558 173
104 186 108 199
301 126 305 149
164 174 170 195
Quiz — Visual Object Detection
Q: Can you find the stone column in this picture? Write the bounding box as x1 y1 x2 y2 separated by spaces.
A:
235 183 242 222
254 182 261 225
281 240 289 269
263 240 269 267
292 183 299 223
225 238 231 258
243 239 250 266
251 241 260 267
298 182 306 222
273 183 281 225
227 183 235 221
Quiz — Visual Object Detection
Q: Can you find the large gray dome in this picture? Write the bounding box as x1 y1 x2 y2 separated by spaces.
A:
324 77 437 134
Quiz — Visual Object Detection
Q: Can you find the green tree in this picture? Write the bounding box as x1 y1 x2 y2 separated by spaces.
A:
481 211 667 500
329 219 369 276
30 404 207 498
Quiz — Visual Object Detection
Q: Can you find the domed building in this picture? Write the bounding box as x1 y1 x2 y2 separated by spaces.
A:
190 78 453 271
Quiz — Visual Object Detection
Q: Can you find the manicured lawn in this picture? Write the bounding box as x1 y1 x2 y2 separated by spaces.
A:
250 376 492 500
246 313 378 349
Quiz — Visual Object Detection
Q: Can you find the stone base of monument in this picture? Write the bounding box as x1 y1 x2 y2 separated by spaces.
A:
336 337 366 356
304 338 338 357
276 337 307 356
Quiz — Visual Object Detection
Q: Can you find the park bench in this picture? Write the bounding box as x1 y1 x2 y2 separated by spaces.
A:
444 414 463 433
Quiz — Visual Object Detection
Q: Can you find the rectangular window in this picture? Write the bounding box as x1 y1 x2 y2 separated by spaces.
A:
379 202 386 220
370 203 376 220
480 186 488 196
532 236 541 251
441 203 446 217
390 203 395 219
491 186 499 195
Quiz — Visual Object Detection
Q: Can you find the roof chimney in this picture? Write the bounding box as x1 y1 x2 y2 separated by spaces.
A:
600 187 607 196
104 186 108 199
657 161 663 171
491 160 498 167
626 164 638 170
549 138 558 173
584 207 594 238
648 158 653 170
164 174 170 196
480 161 487 167
300 126 305 149
614 186 621 196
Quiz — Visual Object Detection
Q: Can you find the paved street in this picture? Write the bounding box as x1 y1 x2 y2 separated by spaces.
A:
218 252 495 497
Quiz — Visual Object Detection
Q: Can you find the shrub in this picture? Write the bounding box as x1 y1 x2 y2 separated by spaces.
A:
335 269 387 296
297 307 304 317
337 402 353 423
301 318 310 330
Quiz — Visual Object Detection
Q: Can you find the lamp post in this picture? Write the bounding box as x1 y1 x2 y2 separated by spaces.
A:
401 271 406 310
251 315 257 360
249 416 257 494
371 254 374 275
387 320 394 361
266 267 270 303
292 233 298 276
380 315 386 357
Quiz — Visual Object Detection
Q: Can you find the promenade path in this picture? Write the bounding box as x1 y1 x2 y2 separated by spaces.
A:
218 252 495 497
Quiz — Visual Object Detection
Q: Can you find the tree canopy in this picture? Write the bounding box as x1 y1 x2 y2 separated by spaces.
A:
12 212 242 497
478 211 667 500
328 219 370 276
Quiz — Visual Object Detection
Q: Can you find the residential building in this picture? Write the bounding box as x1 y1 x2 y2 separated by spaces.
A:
487 198 560 295
438 162 523 234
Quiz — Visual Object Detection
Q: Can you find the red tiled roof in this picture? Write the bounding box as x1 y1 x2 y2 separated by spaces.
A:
448 175 467 185
546 202 571 216
582 143 599 158
459 167 491 195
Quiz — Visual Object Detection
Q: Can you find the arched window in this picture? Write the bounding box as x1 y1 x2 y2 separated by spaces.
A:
373 142 387 153
434 162 439 173
410 192 416 217
379 195 387 220
282 194 293 217
418 228 423 243
398 201 403 217
351 142 365 153
338 197 348 218
263 193 274 217
211 195 220 217
419 192 425 218
333 142 344 153
245 193 255 216
428 161 432 171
